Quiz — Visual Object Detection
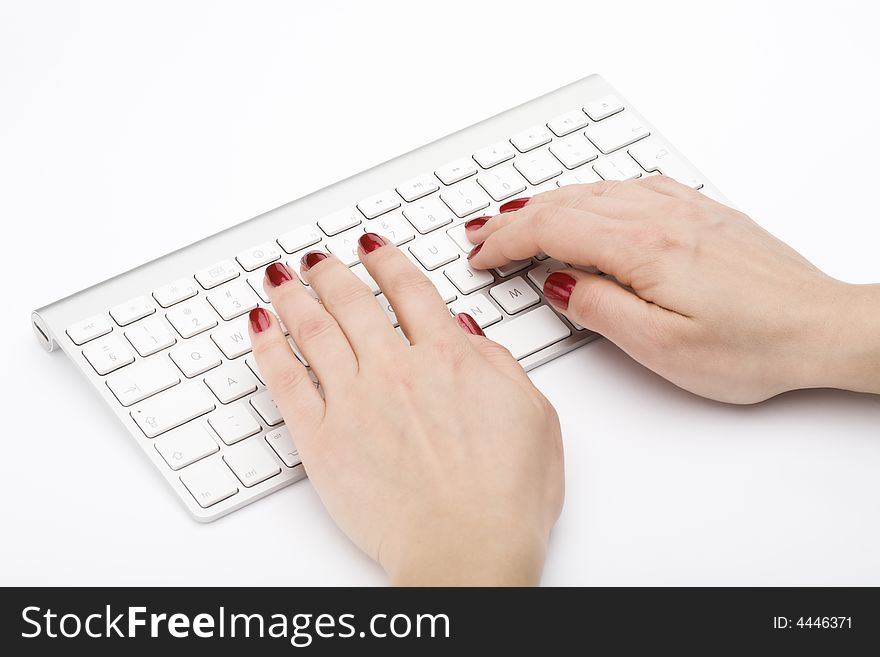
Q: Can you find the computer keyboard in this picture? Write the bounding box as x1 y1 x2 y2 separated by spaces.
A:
32 74 727 521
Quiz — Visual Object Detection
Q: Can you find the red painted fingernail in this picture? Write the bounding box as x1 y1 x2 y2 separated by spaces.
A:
456 313 484 336
467 243 483 260
300 250 329 272
543 272 576 311
499 197 530 213
464 216 490 231
265 262 293 287
358 232 385 254
249 307 271 333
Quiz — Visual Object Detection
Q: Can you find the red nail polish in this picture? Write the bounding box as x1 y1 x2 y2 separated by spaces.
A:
301 250 329 271
464 216 490 231
265 262 293 287
358 232 385 254
467 243 483 260
249 307 271 333
499 197 530 213
543 272 576 310
456 313 484 336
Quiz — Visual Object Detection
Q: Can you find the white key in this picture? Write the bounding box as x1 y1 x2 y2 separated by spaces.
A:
180 458 239 508
441 180 491 218
585 111 650 154
584 94 625 121
249 390 283 426
325 229 361 266
195 260 240 289
83 334 135 375
528 258 568 289
547 109 589 137
67 314 112 345
318 207 362 236
265 426 301 467
370 211 416 245
489 276 540 314
110 296 155 326
409 235 460 270
351 263 380 294
495 259 532 277
484 305 571 359
403 196 455 234
106 357 180 406
277 223 322 253
510 125 552 153
449 293 502 328
446 222 478 253
557 169 603 187
224 438 281 488
444 259 493 295
169 336 223 378
435 158 478 185
627 140 704 188
155 423 218 471
208 402 261 445
550 134 600 169
124 316 177 357
429 271 458 303
246 272 271 303
376 294 398 327
357 191 400 219
204 363 259 403
207 280 260 320
594 152 643 181
473 141 515 168
397 174 440 202
166 298 219 338
514 150 563 185
211 316 252 359
130 383 216 438
152 279 198 308
236 241 281 271
477 164 528 202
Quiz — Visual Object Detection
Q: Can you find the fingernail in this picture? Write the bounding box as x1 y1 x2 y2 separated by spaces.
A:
464 216 490 231
358 232 385 254
543 272 576 310
467 243 483 260
300 250 329 272
249 307 271 333
456 313 484 336
499 197 530 213
265 262 293 287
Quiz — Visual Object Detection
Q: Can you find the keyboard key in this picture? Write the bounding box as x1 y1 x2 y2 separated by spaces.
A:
510 125 552 153
489 276 540 314
370 212 416 245
245 355 263 383
106 357 180 406
130 383 216 438
435 158 478 185
66 314 112 345
318 207 362 236
124 316 177 357
357 191 400 219
247 272 271 302
441 180 491 218
208 402 262 445
557 169 602 187
593 152 643 181
446 222 476 254
397 174 440 202
494 259 532 277
83 334 135 375
550 134 600 169
527 258 568 289
249 390 283 426
155 423 218 471
376 293 398 327
166 298 219 338
403 196 455 234
547 109 589 137
584 94 624 121
429 271 458 303
153 278 198 308
585 111 650 154
484 305 571 359
444 259 493 294
265 426 301 467
514 150 563 185
169 336 223 377
325 229 361 266
204 363 259 403
277 223 322 253
224 438 281 488
351 263 380 294
477 164 527 202
473 142 515 168
449 293 502 328
109 296 156 327
409 235 460 270
211 316 252 359
627 139 704 188
195 260 240 289
207 280 260 320
236 241 281 271
180 458 239 508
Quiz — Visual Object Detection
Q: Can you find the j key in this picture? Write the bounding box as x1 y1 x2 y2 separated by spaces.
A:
585 111 650 154
351 263 380 294
155 423 218 471
441 180 491 218
547 109 589 137
494 259 532 277
448 293 502 328
489 276 540 314
265 426 301 468
106 357 180 406
357 191 400 219
169 336 223 377
249 390 283 426
211 316 252 359
627 139 704 189
83 334 135 375
397 173 440 202
179 458 239 508
277 224 322 253
130 383 216 438
124 316 177 357
110 296 155 327
473 141 515 169
207 280 260 320
153 278 198 308
195 259 240 289
557 169 602 187
444 259 493 294
236 241 281 271
409 235 460 270
224 438 282 488
583 95 624 121
435 158 478 185
510 125 552 153
376 294 399 327
204 363 259 403
325 229 362 266
318 207 362 236
67 314 112 345
446 222 477 253
208 402 262 445
550 134 600 169
369 211 416 245
166 298 219 338
477 164 527 202
484 305 571 360
514 149 563 185
593 152 643 181
404 196 455 234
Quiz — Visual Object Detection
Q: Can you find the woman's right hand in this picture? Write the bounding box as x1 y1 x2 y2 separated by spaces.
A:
466 178 880 403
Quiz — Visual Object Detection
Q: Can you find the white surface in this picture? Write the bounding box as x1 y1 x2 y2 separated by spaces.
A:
2 0 878 585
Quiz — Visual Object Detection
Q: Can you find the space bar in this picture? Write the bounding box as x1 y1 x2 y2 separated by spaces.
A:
484 306 571 360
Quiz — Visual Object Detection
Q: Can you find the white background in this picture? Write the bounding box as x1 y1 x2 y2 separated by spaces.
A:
2 0 879 585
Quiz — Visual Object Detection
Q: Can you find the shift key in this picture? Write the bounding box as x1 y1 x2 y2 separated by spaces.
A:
130 383 216 438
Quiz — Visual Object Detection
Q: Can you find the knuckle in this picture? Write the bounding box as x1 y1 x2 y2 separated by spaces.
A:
384 269 436 298
272 362 310 397
327 281 373 307
571 281 606 321
294 315 337 344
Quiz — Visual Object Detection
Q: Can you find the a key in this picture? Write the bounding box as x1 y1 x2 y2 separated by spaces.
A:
403 196 455 234
489 276 540 314
369 211 416 245
494 259 532 277
357 191 400 219
435 158 478 185
351 263 380 294
166 298 219 339
376 293 398 327
325 229 361 266
153 278 198 308
208 402 262 445
627 140 704 189
204 363 259 403
247 272 271 302
277 223 322 253
441 180 491 218
547 109 589 137
448 293 502 328
66 314 112 345
510 125 552 153
106 357 180 406
207 280 260 321
477 164 528 202
236 241 281 271
484 305 571 360
265 426 301 467
124 315 177 357
396 173 440 202
195 260 240 289
550 134 600 169
409 235 460 270
179 458 239 508
211 316 252 359
249 390 283 426
109 296 155 327
514 149 563 185
584 95 625 121
473 141 515 169
593 152 642 181
169 336 223 377
224 437 282 488
585 111 650 154
557 169 602 187
83 334 135 375
155 423 218 471
130 383 216 438
444 259 493 295
318 207 362 236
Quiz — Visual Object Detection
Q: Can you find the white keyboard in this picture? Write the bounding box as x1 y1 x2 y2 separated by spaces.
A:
32 75 727 521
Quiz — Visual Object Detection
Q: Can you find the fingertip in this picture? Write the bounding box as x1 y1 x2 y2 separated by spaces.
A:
357 232 389 256
455 312 484 336
248 307 273 335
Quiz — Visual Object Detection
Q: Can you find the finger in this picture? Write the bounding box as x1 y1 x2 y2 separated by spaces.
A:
264 258 357 391
455 313 534 386
634 175 706 200
535 179 662 204
358 232 464 345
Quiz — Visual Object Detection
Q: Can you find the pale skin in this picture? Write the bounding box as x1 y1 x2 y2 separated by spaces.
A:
249 177 880 585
